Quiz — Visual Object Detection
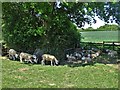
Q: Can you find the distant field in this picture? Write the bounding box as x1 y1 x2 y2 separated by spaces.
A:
1 57 118 88
80 31 119 43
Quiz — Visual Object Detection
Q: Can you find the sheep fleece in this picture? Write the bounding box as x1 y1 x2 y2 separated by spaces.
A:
42 54 57 61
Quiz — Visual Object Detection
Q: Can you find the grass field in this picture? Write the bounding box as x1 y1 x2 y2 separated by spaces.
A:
80 31 119 42
1 57 119 88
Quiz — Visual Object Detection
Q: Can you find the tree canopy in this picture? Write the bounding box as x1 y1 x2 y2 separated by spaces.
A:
2 2 120 59
97 24 119 31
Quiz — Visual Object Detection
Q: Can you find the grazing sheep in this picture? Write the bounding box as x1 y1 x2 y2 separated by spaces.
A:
20 52 37 63
41 54 59 66
8 49 18 60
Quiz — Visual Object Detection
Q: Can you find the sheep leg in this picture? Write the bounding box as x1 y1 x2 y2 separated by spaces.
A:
24 59 31 63
13 55 15 60
51 60 53 66
29 59 33 64
24 59 27 63
53 62 55 66
9 54 11 59
25 59 30 63
20 56 23 63
9 54 10 59
41 60 45 65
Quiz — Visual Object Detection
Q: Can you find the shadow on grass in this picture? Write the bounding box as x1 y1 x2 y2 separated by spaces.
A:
20 61 40 66
61 53 119 68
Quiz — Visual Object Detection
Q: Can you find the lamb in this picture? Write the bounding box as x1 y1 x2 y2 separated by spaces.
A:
20 52 37 63
108 50 117 57
8 49 18 60
91 50 101 59
66 54 76 62
91 48 98 52
81 54 92 64
41 54 59 66
73 52 82 60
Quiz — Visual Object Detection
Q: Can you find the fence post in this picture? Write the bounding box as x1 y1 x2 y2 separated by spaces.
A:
112 42 115 50
103 41 104 49
0 43 1 56
118 48 120 59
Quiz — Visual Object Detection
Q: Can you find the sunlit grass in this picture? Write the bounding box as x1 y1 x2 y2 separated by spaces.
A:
1 57 119 88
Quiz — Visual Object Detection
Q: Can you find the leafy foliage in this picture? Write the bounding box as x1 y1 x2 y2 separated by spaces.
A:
2 2 120 59
2 2 80 59
97 24 119 31
59 2 120 27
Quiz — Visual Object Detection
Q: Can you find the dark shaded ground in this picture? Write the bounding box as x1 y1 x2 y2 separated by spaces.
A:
60 53 119 67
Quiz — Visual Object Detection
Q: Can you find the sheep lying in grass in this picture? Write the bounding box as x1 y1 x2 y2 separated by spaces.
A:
41 54 59 66
73 52 82 60
66 54 76 62
20 52 37 64
108 50 117 58
66 52 82 61
81 56 92 64
91 50 101 59
8 49 18 60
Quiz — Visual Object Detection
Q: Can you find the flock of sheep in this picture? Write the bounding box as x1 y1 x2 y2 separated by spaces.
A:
8 47 118 66
8 49 59 66
65 47 118 64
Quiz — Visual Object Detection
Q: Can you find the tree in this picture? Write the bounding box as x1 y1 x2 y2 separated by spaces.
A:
97 24 119 31
2 2 120 59
2 2 80 59
59 2 120 27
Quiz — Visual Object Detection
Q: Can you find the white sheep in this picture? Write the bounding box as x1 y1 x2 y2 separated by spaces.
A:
8 49 18 60
20 52 37 63
41 54 59 66
91 50 101 59
81 56 92 63
66 54 76 62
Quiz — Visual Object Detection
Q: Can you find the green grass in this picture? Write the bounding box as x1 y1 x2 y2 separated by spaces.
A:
80 31 119 42
1 57 119 88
